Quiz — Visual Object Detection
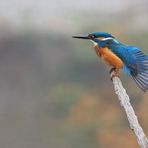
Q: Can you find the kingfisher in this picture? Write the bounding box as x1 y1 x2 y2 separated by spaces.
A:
73 32 148 91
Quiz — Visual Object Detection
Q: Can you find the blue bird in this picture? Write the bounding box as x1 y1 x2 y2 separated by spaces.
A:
73 32 148 91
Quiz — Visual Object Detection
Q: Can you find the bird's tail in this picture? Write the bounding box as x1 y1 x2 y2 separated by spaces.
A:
132 72 148 91
131 53 148 91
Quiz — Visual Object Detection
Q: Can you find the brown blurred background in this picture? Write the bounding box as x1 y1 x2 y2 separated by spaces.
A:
0 0 148 147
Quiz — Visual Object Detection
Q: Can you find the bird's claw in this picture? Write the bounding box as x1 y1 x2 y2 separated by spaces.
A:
110 68 119 80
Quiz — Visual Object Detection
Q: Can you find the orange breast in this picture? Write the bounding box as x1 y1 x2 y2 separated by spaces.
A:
94 45 124 69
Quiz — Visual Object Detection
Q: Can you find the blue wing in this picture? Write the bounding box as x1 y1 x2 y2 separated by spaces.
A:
126 46 148 91
111 45 148 91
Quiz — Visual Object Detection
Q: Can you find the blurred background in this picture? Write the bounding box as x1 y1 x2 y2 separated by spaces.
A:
0 0 148 147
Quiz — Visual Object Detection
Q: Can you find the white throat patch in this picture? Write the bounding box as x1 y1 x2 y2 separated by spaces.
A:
90 40 98 46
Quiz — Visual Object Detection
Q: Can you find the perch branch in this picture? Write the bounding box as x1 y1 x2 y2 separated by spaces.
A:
111 74 148 148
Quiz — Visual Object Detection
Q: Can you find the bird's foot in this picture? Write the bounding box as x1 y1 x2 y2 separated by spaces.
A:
109 68 119 80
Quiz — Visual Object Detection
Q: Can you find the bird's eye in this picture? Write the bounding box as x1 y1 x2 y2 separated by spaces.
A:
88 34 96 40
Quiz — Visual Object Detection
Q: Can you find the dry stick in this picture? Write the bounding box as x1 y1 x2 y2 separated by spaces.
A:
111 74 148 148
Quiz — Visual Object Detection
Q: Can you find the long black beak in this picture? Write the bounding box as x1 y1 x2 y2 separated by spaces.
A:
72 35 89 39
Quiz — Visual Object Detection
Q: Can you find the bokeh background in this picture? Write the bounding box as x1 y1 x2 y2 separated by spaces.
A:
0 0 148 147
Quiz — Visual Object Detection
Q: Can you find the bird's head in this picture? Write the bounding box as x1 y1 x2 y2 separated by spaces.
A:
73 32 118 47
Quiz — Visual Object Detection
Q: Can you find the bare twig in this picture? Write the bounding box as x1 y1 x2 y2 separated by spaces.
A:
111 75 148 148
